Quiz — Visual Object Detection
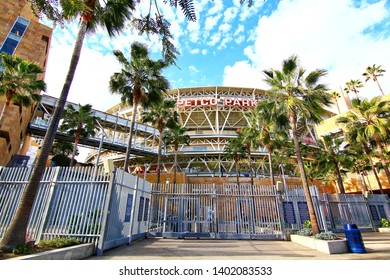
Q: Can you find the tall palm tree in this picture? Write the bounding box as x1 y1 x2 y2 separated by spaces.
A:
344 79 364 100
142 99 176 186
344 145 371 194
0 0 136 252
59 104 98 166
337 97 390 192
330 91 341 114
315 136 347 193
255 100 289 185
224 134 247 188
163 122 190 186
109 42 169 171
263 55 332 235
241 115 260 188
0 53 45 126
363 64 386 96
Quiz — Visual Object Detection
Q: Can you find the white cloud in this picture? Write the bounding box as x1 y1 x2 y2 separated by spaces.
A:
205 14 223 31
223 7 238 23
218 35 233 50
227 0 390 99
208 33 221 46
189 65 200 73
201 49 208 55
235 35 245 44
44 44 121 112
207 0 224 16
238 0 266 21
187 21 200 43
222 61 262 88
190 48 200 54
219 23 231 33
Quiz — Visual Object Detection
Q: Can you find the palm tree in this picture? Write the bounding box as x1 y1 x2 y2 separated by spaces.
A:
344 79 364 100
263 55 332 235
315 136 347 193
241 115 260 188
337 97 390 192
109 42 169 171
59 104 98 166
363 64 386 96
344 145 371 194
255 100 289 185
224 134 247 188
342 123 383 193
163 122 190 186
142 99 176 186
51 140 76 157
0 1 136 252
330 91 341 114
0 53 46 126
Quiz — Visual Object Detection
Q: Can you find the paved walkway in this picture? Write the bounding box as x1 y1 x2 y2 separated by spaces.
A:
88 232 390 260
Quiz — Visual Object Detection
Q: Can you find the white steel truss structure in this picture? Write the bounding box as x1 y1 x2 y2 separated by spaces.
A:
160 86 319 175
50 86 320 174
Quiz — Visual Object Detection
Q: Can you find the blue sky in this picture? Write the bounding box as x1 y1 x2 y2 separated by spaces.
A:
44 0 390 113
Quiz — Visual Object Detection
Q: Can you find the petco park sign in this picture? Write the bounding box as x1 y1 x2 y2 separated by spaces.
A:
177 97 258 108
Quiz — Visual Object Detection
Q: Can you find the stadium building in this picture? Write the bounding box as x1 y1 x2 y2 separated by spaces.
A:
87 86 320 184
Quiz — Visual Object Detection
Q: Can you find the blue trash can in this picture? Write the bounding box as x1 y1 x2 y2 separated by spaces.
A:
343 224 366 253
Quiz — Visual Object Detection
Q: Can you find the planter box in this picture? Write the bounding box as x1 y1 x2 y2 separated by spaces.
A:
13 243 94 260
290 235 349 254
378 228 390 233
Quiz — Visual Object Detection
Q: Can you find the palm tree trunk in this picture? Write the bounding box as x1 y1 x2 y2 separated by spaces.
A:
267 145 275 185
375 138 390 184
376 80 385 96
70 136 79 166
246 144 254 188
123 100 138 171
173 148 178 186
334 98 341 114
355 164 368 194
354 90 359 100
156 124 163 186
290 115 320 235
235 157 240 188
0 19 88 252
364 145 384 194
0 93 12 127
332 154 345 193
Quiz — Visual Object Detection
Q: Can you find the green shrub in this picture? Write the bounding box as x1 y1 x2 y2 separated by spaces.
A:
315 231 338 240
303 220 312 229
297 228 312 236
379 218 390 228
11 242 34 255
38 237 82 248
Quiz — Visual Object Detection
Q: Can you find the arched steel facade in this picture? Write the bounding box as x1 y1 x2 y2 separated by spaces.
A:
92 86 319 176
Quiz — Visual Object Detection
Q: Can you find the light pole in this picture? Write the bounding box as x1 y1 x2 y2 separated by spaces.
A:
280 164 287 188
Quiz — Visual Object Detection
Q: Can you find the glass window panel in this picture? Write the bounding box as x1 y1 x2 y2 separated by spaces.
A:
0 38 19 55
11 22 28 36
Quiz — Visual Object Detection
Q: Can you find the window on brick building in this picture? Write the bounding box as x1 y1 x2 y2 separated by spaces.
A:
0 16 30 56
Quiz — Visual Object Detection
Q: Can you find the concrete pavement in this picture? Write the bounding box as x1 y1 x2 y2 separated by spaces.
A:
87 232 390 260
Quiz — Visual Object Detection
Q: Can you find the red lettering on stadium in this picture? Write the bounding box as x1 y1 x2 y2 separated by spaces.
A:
177 97 257 108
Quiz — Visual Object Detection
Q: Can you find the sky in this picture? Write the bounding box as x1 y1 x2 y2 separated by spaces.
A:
43 0 390 113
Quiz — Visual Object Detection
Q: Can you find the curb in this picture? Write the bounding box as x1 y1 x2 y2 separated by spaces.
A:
13 243 94 260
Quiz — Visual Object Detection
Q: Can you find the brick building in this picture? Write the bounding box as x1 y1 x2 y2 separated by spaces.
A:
0 0 52 166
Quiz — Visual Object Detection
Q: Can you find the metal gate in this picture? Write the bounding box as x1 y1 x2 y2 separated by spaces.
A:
149 183 285 240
